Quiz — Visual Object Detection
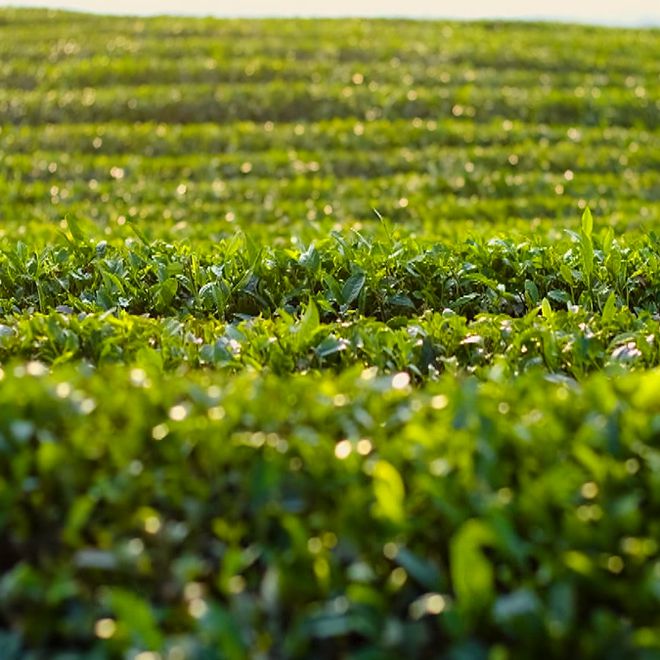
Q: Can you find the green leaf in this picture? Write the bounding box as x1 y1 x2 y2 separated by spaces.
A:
581 235 594 279
548 288 571 305
106 587 163 650
374 207 394 245
524 280 539 305
152 277 178 311
493 588 541 625
580 208 595 284
295 298 320 348
128 221 151 246
541 298 553 319
450 519 495 616
581 207 593 238
200 341 233 365
299 243 320 270
63 495 96 545
372 460 404 524
601 291 616 323
315 335 347 358
395 547 444 590
563 550 594 577
135 347 164 371
200 603 247 660
199 281 228 310
559 265 574 287
388 293 415 309
322 272 342 303
300 610 379 640
341 271 365 307
548 582 576 635
602 226 614 256
65 215 89 244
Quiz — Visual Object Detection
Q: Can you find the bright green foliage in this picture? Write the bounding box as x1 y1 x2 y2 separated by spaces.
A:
1 365 660 658
450 519 496 618
1 8 660 660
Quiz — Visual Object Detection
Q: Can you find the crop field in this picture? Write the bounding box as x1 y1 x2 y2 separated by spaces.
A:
1 8 660 659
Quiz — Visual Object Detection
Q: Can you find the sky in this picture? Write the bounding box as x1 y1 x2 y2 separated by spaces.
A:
3 0 660 26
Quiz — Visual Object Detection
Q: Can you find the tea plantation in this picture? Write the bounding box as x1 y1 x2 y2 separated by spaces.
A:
1 9 660 659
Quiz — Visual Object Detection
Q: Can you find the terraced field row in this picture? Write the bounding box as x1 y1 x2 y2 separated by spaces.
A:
1 10 658 244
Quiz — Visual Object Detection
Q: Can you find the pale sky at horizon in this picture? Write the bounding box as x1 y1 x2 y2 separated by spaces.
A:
3 0 660 26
